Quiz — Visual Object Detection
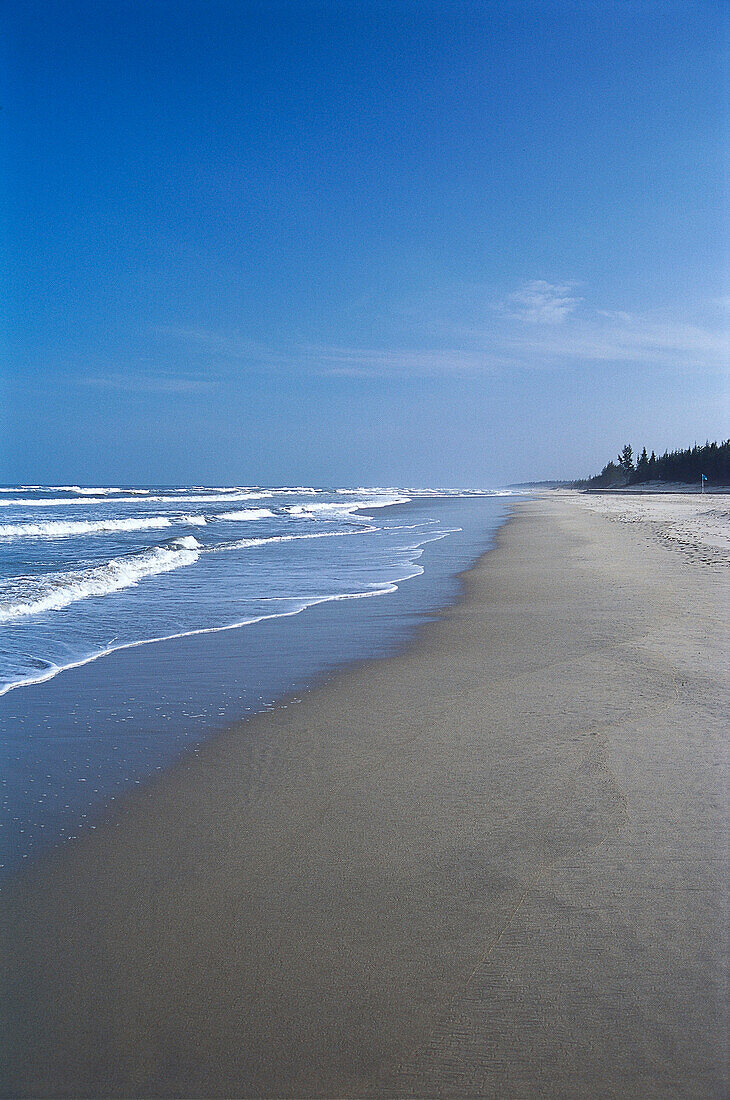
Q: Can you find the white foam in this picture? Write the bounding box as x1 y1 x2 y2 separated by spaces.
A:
0 514 208 539
0 491 273 508
228 526 376 550
336 487 400 494
2 516 162 539
0 587 385 698
0 497 134 508
38 486 150 496
287 494 409 518
184 486 253 493
335 487 518 498
54 486 125 495
269 487 321 494
149 491 272 504
217 508 275 521
170 535 201 550
401 487 519 497
0 538 202 621
0 528 456 698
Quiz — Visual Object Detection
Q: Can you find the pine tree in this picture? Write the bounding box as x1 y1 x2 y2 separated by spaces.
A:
635 446 649 482
617 444 634 484
586 440 729 488
647 450 657 480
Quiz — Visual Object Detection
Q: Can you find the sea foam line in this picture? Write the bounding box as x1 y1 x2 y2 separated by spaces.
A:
0 515 207 539
286 495 410 518
0 526 374 623
0 491 273 508
49 486 125 495
225 526 377 550
217 508 275 521
0 537 202 621
0 528 456 698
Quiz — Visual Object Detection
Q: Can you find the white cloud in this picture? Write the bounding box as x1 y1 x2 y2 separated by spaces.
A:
498 280 582 324
157 283 728 380
500 310 729 369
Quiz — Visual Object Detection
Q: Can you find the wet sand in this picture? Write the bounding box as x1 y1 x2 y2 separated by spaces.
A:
1 494 727 1098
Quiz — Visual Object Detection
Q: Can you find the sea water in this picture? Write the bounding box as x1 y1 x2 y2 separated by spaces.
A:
0 486 514 876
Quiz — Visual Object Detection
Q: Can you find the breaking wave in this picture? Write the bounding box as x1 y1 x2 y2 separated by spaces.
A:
0 515 206 540
0 537 202 621
0 491 273 508
286 495 409 518
217 508 276 521
51 486 125 495
227 526 375 550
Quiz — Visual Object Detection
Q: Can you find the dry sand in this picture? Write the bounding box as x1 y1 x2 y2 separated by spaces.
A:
583 489 730 564
1 493 727 1098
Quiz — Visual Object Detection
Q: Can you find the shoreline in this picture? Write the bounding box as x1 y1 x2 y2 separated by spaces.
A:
1 495 727 1097
0 495 510 877
0 496 440 702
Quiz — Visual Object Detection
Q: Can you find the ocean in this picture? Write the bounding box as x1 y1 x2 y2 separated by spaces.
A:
0 486 514 876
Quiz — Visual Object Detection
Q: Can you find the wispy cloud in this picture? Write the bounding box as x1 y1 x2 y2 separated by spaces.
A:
297 344 515 377
496 310 729 369
158 282 728 380
496 280 582 324
79 371 213 394
160 328 509 378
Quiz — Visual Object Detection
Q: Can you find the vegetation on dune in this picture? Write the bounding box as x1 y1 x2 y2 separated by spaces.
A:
580 439 730 488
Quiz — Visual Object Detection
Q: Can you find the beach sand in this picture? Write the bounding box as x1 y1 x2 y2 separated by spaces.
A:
1 493 727 1098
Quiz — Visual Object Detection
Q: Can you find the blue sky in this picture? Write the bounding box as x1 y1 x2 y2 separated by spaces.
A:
2 0 727 486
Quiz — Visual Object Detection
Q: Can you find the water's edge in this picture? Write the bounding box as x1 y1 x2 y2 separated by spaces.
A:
0 496 513 878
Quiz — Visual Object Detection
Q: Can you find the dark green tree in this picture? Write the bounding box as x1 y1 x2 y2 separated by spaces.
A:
585 440 729 487
635 446 649 482
647 450 657 480
617 444 634 483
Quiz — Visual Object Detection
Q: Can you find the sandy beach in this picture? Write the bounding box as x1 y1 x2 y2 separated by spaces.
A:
1 492 727 1098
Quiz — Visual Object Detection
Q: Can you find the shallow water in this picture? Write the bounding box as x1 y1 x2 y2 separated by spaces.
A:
0 491 513 877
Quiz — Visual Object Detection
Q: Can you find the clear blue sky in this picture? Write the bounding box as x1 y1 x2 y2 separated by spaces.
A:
2 0 727 486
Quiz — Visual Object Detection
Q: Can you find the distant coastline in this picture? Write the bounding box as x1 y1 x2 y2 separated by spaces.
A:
512 437 729 492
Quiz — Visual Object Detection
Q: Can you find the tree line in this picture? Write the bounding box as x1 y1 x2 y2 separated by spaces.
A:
579 439 730 488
